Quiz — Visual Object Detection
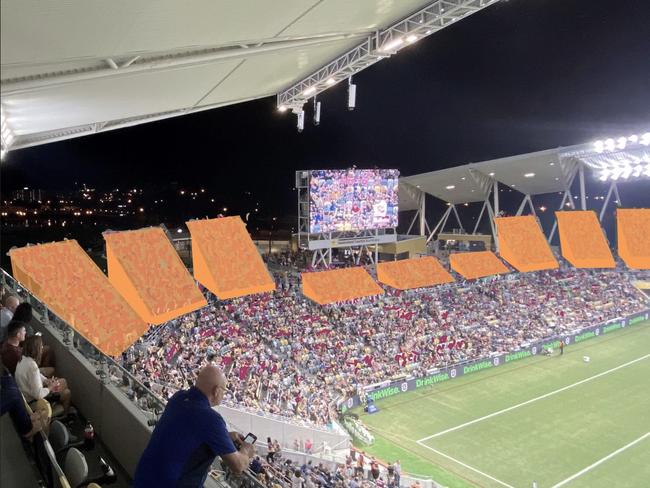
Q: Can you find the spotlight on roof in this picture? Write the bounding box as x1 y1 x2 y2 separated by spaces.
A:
296 110 305 133
347 79 356 111
381 38 404 52
313 101 321 126
278 105 288 112
445 185 456 190
303 86 316 97
326 78 336 86
524 172 535 178
406 35 418 43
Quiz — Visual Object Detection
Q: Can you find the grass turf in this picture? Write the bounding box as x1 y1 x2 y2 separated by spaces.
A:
353 320 650 488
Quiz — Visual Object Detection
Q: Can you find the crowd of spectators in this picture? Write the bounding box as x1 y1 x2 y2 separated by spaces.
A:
247 450 403 488
121 267 646 428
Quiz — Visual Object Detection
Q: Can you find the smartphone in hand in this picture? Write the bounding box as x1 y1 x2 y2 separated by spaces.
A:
243 433 257 445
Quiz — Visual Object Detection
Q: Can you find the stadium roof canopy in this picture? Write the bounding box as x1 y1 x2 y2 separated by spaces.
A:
400 147 578 208
400 137 650 210
1 0 498 151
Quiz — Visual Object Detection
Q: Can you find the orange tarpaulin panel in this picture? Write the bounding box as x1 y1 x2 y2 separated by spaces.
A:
449 251 510 279
495 216 559 272
187 216 275 299
104 227 207 324
302 267 383 305
617 208 650 269
376 256 454 290
555 211 615 268
9 240 147 357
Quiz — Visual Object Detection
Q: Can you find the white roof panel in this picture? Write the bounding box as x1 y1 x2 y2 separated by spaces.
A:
401 165 492 205
472 148 572 195
2 0 458 149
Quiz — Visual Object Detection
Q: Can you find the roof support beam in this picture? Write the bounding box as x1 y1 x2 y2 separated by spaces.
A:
2 33 366 96
277 0 500 110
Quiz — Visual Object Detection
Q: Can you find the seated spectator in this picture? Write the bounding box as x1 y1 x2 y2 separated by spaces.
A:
12 302 55 376
0 294 19 342
250 455 264 475
15 336 72 415
12 302 35 336
1 359 44 440
1 320 25 374
292 470 305 488
134 365 255 487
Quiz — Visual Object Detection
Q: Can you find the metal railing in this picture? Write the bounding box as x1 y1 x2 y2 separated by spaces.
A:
1 268 267 488
1 268 167 424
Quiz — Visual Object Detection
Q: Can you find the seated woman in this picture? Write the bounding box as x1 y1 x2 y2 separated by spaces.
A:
14 336 72 416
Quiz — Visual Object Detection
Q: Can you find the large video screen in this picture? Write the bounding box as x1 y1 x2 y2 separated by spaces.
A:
309 169 399 233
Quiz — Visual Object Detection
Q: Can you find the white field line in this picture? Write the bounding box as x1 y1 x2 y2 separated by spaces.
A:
551 432 650 488
418 353 650 443
416 440 516 488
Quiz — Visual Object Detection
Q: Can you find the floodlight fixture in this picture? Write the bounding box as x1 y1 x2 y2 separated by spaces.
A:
297 110 305 133
445 185 455 190
593 132 649 153
347 79 356 111
278 105 288 112
303 86 316 97
314 101 321 126
326 78 336 86
406 35 418 44
524 172 535 178
381 38 404 52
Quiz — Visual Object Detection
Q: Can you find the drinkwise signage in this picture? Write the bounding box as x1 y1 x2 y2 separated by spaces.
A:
339 309 650 412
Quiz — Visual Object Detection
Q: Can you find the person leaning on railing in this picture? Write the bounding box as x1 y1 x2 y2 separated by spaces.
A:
134 365 255 488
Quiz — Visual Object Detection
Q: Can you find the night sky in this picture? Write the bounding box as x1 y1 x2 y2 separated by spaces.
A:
2 0 650 219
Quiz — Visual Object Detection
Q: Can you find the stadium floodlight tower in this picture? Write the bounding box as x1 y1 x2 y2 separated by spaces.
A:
296 169 398 267
561 131 650 221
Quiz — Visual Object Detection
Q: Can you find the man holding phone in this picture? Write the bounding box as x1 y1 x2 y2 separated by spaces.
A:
134 365 255 487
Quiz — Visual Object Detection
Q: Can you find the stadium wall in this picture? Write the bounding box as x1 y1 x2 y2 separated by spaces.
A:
339 309 650 412
218 405 350 451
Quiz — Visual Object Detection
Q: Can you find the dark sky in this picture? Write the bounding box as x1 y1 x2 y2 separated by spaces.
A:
2 0 650 217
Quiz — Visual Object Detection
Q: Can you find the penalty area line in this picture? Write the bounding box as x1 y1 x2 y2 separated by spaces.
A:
550 432 650 488
416 440 516 488
418 353 650 443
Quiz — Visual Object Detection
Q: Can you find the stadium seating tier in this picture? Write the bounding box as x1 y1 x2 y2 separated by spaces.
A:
555 210 615 268
302 267 384 304
376 256 454 290
104 227 207 324
9 240 147 356
187 216 276 299
617 208 650 269
495 216 559 272
449 250 510 279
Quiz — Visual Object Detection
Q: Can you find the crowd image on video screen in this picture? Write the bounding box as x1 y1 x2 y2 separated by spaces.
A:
309 169 399 233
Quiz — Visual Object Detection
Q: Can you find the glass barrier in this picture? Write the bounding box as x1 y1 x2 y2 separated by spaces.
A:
1 269 165 423
1 269 268 488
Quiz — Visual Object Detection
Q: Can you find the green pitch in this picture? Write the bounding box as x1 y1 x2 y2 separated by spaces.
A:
353 321 650 488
